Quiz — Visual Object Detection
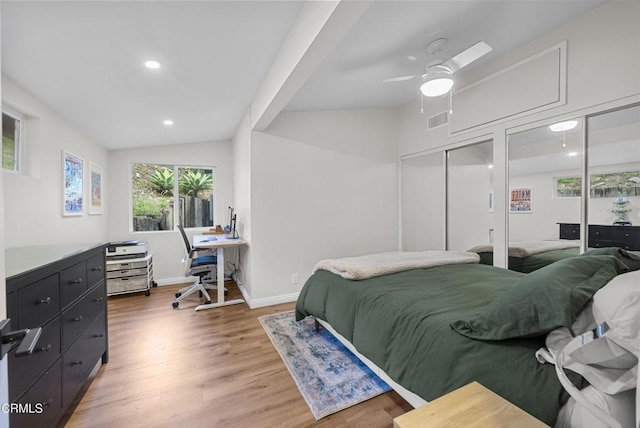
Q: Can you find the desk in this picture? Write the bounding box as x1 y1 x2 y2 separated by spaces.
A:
192 234 247 311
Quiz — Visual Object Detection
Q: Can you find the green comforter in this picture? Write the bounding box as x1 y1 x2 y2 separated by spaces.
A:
478 247 580 273
295 264 577 425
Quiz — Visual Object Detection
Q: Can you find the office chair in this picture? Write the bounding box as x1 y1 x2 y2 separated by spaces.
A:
172 224 218 309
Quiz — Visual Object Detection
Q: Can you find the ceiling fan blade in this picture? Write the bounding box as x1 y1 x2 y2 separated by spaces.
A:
382 75 417 83
443 41 492 73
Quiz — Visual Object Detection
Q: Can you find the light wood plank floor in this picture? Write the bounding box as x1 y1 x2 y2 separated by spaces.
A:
61 282 412 428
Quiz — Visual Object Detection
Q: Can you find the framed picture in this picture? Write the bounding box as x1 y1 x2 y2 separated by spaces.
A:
89 162 103 215
510 187 533 213
62 151 84 216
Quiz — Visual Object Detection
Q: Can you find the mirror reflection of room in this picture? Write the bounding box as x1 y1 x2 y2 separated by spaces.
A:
586 104 640 251
505 119 583 272
446 140 493 252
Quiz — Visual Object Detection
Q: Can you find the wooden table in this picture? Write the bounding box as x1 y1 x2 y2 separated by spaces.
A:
191 234 247 311
393 382 549 428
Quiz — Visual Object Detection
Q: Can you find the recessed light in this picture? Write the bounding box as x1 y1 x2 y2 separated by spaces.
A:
145 60 161 69
163 120 174 126
488 164 494 169
549 120 578 132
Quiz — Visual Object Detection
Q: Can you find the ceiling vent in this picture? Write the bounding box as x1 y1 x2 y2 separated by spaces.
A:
427 111 448 130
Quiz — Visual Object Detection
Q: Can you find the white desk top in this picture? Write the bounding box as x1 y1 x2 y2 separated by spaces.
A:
192 234 247 249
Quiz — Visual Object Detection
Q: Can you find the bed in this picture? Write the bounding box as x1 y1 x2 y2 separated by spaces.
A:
468 240 581 273
295 248 639 426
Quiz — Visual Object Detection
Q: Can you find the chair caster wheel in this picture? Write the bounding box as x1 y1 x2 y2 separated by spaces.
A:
172 302 179 308
204 300 211 305
175 292 182 298
145 290 151 296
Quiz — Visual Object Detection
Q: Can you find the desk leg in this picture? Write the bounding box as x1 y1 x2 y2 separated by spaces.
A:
195 247 245 311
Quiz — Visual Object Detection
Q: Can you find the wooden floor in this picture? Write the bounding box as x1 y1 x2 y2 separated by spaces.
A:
61 282 412 428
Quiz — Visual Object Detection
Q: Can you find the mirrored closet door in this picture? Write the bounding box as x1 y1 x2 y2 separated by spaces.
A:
507 119 583 269
446 140 493 252
401 152 446 250
586 104 640 250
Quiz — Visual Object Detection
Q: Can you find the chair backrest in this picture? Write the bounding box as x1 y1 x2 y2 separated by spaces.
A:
176 224 191 254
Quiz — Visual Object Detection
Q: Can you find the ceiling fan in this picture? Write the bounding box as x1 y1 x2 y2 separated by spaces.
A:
384 38 492 97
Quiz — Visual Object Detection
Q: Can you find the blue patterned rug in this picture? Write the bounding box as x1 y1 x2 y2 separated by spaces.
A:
258 310 391 420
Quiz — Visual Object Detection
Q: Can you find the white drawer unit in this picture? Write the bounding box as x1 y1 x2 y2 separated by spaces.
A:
106 253 156 296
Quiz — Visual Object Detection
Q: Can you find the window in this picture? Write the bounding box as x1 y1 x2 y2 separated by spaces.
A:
2 107 25 172
131 163 215 232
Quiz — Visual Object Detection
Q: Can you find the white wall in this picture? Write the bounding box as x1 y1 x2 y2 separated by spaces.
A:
107 140 233 283
2 76 108 247
231 108 253 296
246 108 398 305
397 2 640 260
401 153 445 251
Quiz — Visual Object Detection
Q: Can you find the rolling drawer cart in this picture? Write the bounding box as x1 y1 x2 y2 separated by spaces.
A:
106 253 156 296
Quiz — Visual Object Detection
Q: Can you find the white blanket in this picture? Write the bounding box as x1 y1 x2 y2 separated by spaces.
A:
312 250 480 280
468 240 580 258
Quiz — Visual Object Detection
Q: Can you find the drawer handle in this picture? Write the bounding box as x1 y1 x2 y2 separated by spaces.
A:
71 360 83 366
92 266 103 272
38 297 52 305
94 297 104 302
38 344 52 353
72 316 84 322
42 399 54 407
70 278 83 284
93 333 104 338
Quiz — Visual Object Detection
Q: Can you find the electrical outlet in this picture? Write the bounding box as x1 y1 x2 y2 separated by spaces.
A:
291 273 299 284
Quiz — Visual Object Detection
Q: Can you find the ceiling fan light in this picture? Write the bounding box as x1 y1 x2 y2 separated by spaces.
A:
549 120 578 132
420 65 454 97
420 77 454 97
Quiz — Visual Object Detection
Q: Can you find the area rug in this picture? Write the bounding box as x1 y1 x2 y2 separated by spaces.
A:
258 310 391 420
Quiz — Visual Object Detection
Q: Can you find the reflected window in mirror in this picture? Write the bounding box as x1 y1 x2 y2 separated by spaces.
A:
587 104 640 251
446 140 494 254
506 119 583 272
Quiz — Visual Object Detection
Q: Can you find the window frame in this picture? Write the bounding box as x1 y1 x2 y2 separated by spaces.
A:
129 162 217 233
2 105 26 173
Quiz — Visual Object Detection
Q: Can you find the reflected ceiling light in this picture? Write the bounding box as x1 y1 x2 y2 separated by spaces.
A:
163 119 174 126
420 65 454 97
145 60 161 69
549 120 578 132
568 152 578 157
488 164 494 169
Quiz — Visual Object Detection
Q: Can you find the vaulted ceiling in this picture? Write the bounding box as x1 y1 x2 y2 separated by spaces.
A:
1 1 606 150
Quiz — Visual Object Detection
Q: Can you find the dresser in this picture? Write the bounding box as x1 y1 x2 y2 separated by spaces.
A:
558 223 640 251
5 243 109 428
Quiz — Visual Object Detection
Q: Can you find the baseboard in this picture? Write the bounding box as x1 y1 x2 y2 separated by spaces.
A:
237 284 299 309
157 278 299 308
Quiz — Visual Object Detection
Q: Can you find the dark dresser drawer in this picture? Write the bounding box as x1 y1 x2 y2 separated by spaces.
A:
9 317 61 400
60 261 87 308
86 253 106 288
11 359 62 428
62 311 106 407
559 223 580 240
17 274 60 329
61 282 106 350
589 225 613 248
612 228 640 250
